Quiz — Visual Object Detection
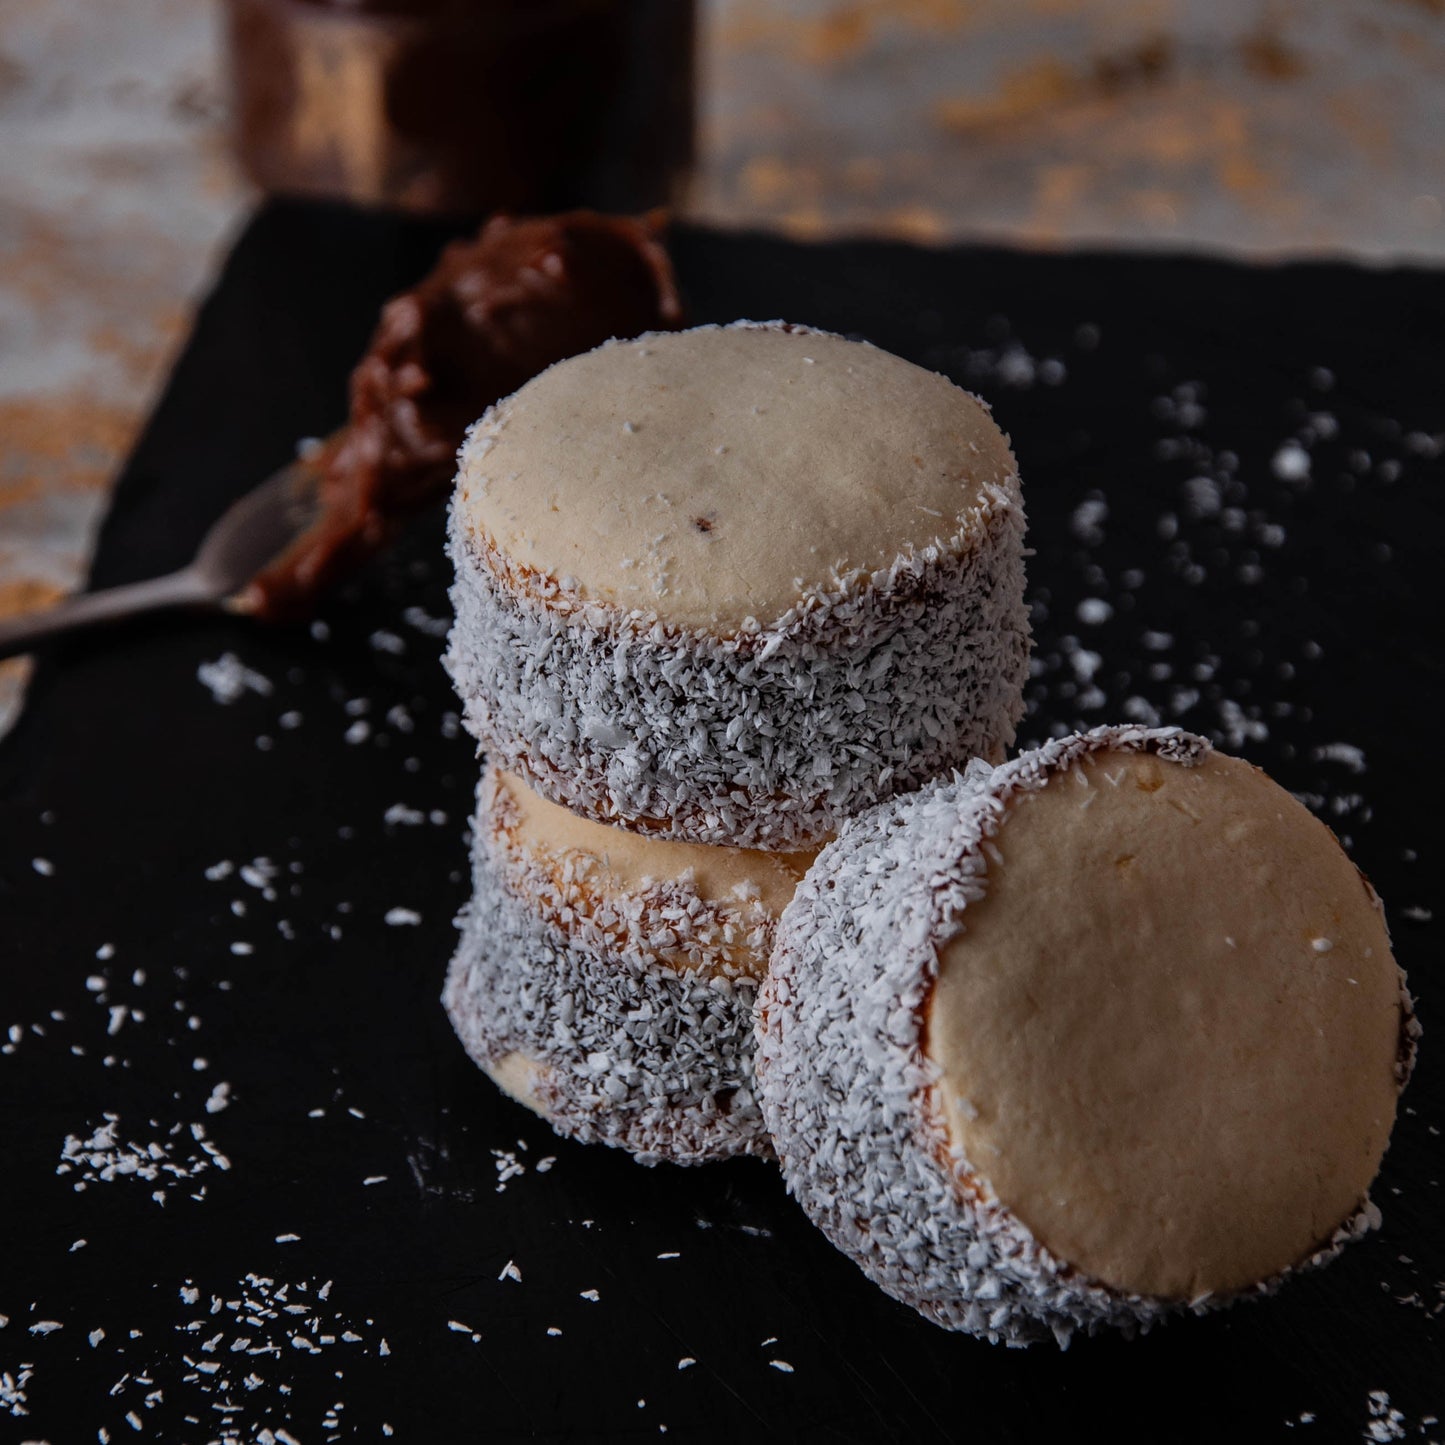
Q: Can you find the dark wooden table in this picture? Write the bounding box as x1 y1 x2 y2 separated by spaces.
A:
2 203 1441 1442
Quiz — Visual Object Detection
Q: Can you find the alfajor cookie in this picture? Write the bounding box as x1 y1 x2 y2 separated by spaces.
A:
756 726 1417 1344
445 321 1030 849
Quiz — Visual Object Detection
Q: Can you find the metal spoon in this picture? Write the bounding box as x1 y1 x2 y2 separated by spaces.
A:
0 453 324 662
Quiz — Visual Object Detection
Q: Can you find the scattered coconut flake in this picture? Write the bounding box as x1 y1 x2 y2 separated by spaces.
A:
1365 1390 1407 1442
1272 442 1311 482
402 605 450 637
58 1115 229 1196
0 1363 32 1417
198 654 273 704
1311 742 1366 774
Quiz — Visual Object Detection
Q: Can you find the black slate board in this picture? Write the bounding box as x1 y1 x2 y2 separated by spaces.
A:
2 202 1442 1444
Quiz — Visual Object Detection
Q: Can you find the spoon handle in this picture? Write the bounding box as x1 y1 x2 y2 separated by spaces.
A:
0 568 218 661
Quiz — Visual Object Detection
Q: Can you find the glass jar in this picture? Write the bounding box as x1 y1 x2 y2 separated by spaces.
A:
225 0 695 215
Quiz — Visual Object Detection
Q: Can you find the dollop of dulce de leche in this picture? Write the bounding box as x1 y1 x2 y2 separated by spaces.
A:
240 209 683 620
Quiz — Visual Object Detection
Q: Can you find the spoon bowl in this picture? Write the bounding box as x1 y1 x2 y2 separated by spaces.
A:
0 451 325 661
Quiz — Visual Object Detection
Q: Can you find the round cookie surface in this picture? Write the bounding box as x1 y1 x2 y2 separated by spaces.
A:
927 745 1403 1302
756 727 1416 1343
458 323 1016 631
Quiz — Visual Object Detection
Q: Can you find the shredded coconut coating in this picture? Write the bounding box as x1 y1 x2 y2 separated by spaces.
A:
479 766 797 976
443 781 775 1166
444 327 1030 850
756 725 1418 1346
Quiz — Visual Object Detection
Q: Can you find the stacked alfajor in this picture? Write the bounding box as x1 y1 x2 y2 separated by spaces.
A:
444 321 1031 1164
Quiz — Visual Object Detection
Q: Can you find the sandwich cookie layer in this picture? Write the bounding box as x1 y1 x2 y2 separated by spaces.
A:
445 765 815 1164
756 726 1417 1344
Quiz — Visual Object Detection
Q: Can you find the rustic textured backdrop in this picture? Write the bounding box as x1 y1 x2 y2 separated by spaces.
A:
2 0 1443 734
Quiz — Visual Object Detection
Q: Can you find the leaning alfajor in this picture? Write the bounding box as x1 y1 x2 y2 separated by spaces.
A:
445 321 1030 850
756 726 1418 1345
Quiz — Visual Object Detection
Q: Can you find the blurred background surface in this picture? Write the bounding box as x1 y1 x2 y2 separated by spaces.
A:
2 0 1443 731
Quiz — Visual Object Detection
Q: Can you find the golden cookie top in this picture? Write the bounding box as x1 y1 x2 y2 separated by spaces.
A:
456 322 1017 631
927 746 1404 1300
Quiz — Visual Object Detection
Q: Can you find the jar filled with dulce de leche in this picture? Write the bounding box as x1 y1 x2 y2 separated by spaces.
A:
224 0 695 215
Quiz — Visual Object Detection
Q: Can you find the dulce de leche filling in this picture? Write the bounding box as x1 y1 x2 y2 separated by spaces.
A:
925 748 1403 1301
488 767 817 975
